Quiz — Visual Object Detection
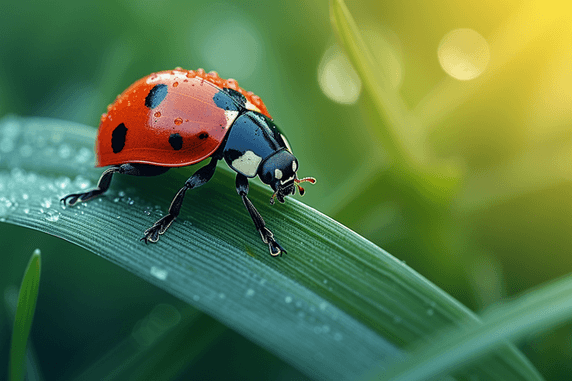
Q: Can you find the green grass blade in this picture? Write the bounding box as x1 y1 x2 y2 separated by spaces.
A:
0 115 540 380
9 249 42 381
329 0 412 164
379 274 572 381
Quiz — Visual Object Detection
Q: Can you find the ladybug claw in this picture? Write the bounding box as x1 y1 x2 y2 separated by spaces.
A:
60 193 83 206
260 227 286 257
142 215 175 244
268 239 286 257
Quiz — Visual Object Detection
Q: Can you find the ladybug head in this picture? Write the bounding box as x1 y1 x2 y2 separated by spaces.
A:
258 150 315 205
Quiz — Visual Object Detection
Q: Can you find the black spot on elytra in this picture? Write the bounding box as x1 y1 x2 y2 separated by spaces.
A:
199 132 209 139
169 133 183 150
145 84 168 109
111 123 127 153
213 90 239 111
224 88 247 106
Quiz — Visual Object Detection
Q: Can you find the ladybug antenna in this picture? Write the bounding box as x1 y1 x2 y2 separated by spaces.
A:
294 177 316 196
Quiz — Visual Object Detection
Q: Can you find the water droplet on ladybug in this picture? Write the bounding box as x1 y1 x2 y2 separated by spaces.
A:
154 111 161 117
173 82 179 87
174 117 183 125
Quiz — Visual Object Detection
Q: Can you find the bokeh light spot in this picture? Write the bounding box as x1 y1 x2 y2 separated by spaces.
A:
318 44 362 105
438 28 490 81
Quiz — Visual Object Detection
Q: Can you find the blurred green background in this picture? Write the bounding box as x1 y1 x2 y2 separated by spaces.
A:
1 0 571 379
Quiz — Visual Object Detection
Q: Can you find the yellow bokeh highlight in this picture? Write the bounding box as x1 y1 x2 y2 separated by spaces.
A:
438 28 490 80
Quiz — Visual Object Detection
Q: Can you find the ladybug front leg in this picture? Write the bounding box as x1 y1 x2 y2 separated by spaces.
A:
142 158 219 243
235 174 286 257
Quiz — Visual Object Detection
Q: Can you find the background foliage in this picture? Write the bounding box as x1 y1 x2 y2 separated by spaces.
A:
1 0 571 380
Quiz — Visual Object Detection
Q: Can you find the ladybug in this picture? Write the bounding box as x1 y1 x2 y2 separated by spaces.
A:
61 68 315 256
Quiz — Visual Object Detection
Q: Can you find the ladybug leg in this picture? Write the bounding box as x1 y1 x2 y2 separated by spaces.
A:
141 158 219 243
60 166 121 206
61 164 169 206
235 174 286 257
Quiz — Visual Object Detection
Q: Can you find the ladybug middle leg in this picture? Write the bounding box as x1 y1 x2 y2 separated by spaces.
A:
142 158 219 243
236 174 286 257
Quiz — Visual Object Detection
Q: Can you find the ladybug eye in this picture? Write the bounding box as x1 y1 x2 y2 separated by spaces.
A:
274 168 283 180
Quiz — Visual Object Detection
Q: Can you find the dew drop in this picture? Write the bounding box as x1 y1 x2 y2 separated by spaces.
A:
154 111 162 118
245 289 255 297
41 198 52 208
0 197 13 217
174 117 183 125
45 210 60 222
58 144 72 159
173 81 179 87
334 333 343 341
150 266 168 280
427 308 434 316
218 292 226 299
75 147 92 164
285 296 293 304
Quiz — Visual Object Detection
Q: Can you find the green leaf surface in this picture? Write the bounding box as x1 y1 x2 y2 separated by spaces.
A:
0 116 540 380
9 249 41 381
381 274 572 381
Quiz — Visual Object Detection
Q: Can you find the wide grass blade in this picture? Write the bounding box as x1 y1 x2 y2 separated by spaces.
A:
9 249 42 381
380 274 572 380
0 115 540 380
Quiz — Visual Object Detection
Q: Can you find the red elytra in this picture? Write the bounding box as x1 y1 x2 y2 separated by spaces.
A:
96 68 271 168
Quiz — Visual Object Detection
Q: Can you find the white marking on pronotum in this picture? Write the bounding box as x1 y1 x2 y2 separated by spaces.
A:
245 100 261 113
274 169 283 180
232 150 262 177
224 110 239 129
292 160 297 172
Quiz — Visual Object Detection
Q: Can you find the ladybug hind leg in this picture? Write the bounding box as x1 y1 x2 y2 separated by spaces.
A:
61 166 119 206
235 174 286 257
60 164 169 206
142 158 219 243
